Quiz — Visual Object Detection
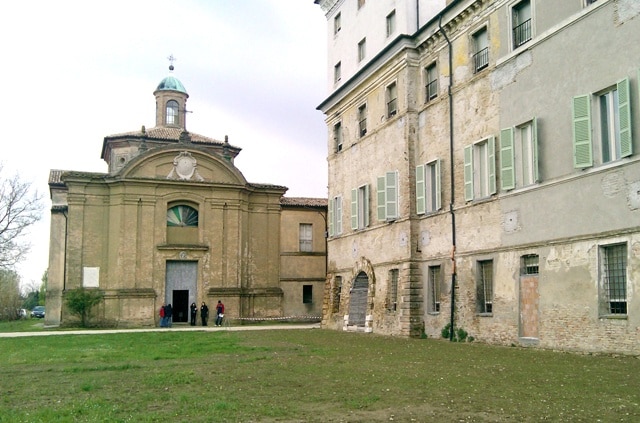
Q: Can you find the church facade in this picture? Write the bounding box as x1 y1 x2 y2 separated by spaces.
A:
46 67 326 327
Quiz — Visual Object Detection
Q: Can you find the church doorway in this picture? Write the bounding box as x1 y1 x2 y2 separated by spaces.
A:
166 261 197 324
172 290 189 323
348 272 369 326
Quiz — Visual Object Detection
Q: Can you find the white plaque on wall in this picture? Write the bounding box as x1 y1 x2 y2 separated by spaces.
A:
83 267 100 288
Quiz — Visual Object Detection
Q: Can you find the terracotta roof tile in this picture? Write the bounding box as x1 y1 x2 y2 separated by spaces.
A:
280 197 328 207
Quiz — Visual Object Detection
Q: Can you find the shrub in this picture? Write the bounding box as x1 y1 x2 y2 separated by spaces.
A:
441 323 472 342
65 288 104 327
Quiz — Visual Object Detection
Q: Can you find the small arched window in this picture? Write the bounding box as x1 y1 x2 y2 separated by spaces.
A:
166 100 179 126
167 205 198 227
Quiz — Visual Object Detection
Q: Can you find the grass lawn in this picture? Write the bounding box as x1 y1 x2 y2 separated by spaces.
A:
0 325 638 422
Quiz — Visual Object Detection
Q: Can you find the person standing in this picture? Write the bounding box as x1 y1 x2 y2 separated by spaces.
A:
200 302 209 326
215 300 225 326
190 302 197 326
159 303 166 327
165 304 173 328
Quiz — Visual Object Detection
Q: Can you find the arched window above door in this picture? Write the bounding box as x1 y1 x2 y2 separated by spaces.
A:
167 205 198 227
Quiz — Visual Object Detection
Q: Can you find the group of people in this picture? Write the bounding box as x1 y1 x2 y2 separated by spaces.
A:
159 303 173 327
160 300 225 327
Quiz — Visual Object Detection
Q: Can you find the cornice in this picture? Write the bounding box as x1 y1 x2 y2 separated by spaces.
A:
315 0 344 17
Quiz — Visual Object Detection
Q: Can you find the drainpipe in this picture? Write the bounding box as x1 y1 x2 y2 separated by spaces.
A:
62 208 68 292
439 15 457 341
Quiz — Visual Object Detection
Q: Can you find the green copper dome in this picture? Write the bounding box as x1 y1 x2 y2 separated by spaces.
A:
156 65 187 94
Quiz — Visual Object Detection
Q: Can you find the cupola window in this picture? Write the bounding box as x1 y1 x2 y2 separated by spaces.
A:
166 100 179 126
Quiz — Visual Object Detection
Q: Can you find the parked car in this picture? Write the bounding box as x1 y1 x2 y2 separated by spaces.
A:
31 306 45 318
17 309 27 319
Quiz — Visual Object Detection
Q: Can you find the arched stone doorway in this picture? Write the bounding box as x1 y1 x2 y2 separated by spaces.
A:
348 271 369 326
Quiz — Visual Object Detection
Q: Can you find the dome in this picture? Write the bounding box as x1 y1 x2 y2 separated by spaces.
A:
156 65 187 94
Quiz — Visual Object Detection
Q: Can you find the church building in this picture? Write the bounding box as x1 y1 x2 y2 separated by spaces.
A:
46 66 327 327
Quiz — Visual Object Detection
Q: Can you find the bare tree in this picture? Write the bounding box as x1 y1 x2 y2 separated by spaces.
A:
0 164 43 269
0 268 21 320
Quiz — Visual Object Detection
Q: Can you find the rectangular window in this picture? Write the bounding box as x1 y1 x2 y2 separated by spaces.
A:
464 137 496 201
512 0 532 49
332 276 342 313
358 38 367 62
477 260 493 314
500 119 539 190
334 12 341 35
428 265 441 313
472 27 489 73
358 103 367 137
521 254 539 275
600 244 627 315
416 159 441 215
303 285 313 304
334 121 343 152
425 62 438 102
334 62 341 84
328 195 343 237
386 10 396 37
387 269 399 312
377 171 398 221
299 223 312 252
386 82 398 118
572 79 632 168
351 184 370 230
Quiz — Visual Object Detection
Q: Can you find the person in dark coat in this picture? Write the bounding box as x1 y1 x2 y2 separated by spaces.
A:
215 300 225 326
165 304 173 328
200 302 209 326
190 302 197 326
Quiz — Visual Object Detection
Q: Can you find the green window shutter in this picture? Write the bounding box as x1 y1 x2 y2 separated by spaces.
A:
415 165 426 215
363 184 370 227
532 117 540 182
572 94 592 168
488 136 496 195
434 159 442 211
618 78 632 158
351 189 358 230
328 198 334 237
377 176 386 221
386 171 398 219
464 145 474 201
499 128 515 190
336 196 342 235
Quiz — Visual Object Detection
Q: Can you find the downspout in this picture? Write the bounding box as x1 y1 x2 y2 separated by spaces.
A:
63 209 68 291
438 15 457 341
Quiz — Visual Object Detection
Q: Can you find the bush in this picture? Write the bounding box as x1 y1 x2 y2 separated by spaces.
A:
65 288 104 327
441 323 472 342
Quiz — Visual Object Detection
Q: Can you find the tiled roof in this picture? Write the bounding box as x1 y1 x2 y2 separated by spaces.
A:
280 197 328 208
104 126 227 146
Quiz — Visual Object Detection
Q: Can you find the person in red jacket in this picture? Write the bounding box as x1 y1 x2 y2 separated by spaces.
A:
215 300 225 326
159 303 166 327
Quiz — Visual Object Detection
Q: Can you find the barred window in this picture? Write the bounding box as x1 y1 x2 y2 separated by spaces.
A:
387 269 399 312
521 254 539 275
428 265 441 313
600 244 627 315
477 260 493 314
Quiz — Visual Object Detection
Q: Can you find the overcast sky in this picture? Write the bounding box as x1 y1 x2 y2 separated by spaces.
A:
0 1 329 288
